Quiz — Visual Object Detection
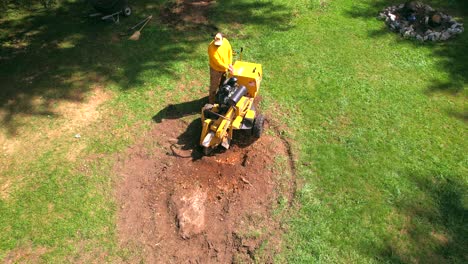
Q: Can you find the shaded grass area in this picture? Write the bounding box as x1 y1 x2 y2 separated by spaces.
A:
0 0 293 134
0 0 184 135
381 173 467 263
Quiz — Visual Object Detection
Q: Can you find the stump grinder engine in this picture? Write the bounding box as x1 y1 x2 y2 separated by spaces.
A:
200 55 265 155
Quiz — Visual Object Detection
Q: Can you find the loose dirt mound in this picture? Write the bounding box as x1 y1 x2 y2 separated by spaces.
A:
115 117 295 263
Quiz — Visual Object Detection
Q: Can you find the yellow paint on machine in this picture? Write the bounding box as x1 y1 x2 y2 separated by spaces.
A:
233 61 263 98
232 116 243 129
245 109 255 120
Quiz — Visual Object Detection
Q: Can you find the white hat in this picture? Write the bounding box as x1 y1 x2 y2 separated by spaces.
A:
214 33 223 46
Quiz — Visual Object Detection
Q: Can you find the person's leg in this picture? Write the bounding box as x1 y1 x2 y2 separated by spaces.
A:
209 67 223 104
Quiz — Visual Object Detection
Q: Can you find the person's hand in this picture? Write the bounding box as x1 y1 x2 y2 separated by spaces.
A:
228 64 234 74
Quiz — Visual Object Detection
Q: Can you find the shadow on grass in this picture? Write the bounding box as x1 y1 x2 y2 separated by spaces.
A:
0 0 292 136
152 96 208 123
378 173 467 263
346 0 467 120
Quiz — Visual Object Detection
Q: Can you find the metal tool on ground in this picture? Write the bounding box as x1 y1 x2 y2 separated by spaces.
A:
129 15 152 30
120 15 152 36
89 0 132 23
200 48 265 155
129 15 152 41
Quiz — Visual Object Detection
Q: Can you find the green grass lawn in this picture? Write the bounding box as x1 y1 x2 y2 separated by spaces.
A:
1 0 467 262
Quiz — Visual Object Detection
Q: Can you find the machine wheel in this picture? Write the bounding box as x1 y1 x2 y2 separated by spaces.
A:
252 114 265 138
122 6 132 16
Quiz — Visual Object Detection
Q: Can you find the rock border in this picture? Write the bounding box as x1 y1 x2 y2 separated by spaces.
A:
378 2 464 42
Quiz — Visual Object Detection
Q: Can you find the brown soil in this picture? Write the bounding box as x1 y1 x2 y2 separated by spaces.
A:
3 244 48 264
115 116 295 263
117 1 294 261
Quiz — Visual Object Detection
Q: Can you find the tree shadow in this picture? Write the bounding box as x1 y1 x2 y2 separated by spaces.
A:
447 109 468 122
345 0 467 121
0 0 293 136
0 0 179 135
376 172 467 263
208 0 293 33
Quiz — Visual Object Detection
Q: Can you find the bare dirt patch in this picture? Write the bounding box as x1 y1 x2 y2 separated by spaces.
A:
115 116 295 263
3 244 48 264
0 86 111 156
0 86 112 200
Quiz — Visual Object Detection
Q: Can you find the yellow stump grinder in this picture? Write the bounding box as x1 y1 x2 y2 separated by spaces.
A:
200 54 265 155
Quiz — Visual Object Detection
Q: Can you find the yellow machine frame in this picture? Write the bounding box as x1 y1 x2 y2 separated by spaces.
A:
200 60 263 153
